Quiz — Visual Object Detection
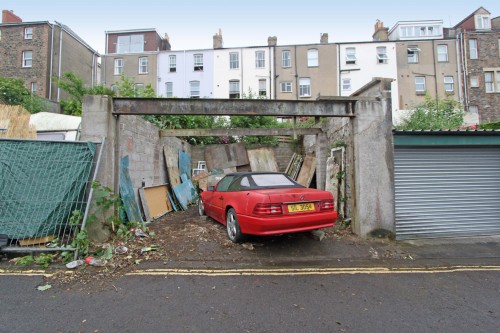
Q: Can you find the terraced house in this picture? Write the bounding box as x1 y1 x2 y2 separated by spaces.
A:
0 9 99 102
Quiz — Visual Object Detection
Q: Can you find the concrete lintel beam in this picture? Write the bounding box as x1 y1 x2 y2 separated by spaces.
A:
112 98 359 117
160 127 322 137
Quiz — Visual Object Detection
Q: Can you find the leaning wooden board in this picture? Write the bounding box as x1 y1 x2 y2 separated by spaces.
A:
163 146 181 188
296 154 316 187
247 147 279 172
139 185 173 221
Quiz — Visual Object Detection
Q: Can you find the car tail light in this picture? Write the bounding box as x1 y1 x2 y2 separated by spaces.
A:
320 199 334 211
253 203 283 216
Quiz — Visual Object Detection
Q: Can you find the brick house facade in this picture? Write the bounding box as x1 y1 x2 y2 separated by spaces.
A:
0 10 99 102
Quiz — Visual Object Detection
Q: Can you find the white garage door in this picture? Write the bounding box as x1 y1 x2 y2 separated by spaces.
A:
394 147 500 240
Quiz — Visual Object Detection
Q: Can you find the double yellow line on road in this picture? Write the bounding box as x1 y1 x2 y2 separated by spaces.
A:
2 265 500 277
126 265 500 277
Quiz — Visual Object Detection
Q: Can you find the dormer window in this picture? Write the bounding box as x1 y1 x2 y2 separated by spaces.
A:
407 46 420 63
475 15 491 30
345 47 357 65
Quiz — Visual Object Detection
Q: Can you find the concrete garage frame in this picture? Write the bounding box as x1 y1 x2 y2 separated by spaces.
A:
81 78 395 238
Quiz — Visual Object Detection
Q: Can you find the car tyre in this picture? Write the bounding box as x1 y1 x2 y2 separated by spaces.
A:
226 208 244 243
198 199 205 216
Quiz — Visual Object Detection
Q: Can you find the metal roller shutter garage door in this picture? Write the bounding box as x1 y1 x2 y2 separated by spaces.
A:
394 147 500 240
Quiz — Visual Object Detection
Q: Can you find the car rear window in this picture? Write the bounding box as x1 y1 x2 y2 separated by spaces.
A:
250 174 296 187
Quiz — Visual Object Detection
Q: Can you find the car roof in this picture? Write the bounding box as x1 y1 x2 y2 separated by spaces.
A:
225 172 285 177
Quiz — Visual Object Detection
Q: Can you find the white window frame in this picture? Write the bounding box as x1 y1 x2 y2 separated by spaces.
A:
22 51 33 68
194 54 203 71
437 45 448 62
259 79 266 97
114 58 123 75
484 71 500 93
376 46 388 64
190 80 200 98
229 80 240 99
475 15 491 30
415 76 426 93
230 52 239 69
342 78 351 91
307 49 318 67
282 50 291 68
169 55 176 72
138 57 148 74
444 76 454 92
299 78 311 97
31 82 37 94
469 39 478 59
165 82 173 98
345 47 357 65
470 75 479 88
408 46 420 63
280 81 292 93
24 27 33 40
255 51 265 68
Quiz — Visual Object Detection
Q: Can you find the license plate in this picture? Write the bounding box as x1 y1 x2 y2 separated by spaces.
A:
288 202 315 213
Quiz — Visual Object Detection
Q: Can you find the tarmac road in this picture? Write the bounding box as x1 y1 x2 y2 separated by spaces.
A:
1 263 499 332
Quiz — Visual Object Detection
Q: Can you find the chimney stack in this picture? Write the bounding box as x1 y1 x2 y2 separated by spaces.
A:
2 10 22 23
372 20 389 41
213 29 223 49
268 36 277 46
320 33 329 44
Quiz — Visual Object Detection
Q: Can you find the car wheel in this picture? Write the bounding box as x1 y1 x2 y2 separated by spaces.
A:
198 199 205 216
226 208 244 243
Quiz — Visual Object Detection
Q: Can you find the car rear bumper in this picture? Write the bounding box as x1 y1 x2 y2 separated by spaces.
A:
237 211 338 236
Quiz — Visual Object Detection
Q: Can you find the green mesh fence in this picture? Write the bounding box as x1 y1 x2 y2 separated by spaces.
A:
0 139 97 246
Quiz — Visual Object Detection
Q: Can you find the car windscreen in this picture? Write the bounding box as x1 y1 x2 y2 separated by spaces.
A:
216 175 236 192
250 174 298 187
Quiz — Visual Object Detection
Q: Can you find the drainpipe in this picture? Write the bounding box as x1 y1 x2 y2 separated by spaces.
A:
183 50 186 97
461 31 469 110
432 40 438 107
56 21 63 102
294 45 298 100
49 23 55 100
104 32 108 86
337 44 341 95
273 45 277 99
455 33 463 109
240 48 244 98
268 46 272 99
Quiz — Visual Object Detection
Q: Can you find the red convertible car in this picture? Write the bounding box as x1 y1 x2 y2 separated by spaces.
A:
198 172 338 243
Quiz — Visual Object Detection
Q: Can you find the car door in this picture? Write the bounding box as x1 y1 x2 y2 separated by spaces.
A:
210 175 236 222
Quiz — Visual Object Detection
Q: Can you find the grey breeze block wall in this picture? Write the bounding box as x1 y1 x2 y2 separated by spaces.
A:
325 78 395 237
81 95 189 239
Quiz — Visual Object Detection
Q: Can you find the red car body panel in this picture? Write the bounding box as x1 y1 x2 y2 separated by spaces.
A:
201 175 338 236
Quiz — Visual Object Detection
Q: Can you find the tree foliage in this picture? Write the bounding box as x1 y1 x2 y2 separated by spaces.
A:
0 77 47 113
395 94 464 130
57 72 114 115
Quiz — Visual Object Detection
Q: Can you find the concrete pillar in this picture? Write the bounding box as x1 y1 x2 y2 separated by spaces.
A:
80 95 115 241
350 79 395 237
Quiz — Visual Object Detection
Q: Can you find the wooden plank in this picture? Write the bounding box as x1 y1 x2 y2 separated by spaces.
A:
192 171 209 191
19 235 55 246
296 154 317 187
140 185 172 220
138 188 152 222
120 156 143 223
247 148 279 172
204 143 249 171
163 146 181 188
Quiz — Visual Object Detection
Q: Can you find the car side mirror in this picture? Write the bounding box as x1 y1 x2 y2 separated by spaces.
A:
208 185 215 191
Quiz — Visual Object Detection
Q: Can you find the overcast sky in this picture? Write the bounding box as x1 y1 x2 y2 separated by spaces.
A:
3 0 500 54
